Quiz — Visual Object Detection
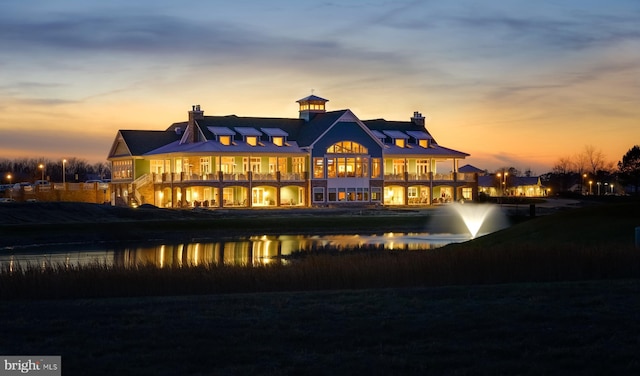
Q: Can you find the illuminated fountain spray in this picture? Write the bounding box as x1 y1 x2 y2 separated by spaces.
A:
449 203 499 239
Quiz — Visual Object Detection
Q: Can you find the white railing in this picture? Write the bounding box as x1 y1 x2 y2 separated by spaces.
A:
433 173 453 181
281 172 304 181
252 173 276 181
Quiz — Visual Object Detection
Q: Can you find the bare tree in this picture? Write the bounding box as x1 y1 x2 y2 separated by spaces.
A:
553 156 573 175
583 145 608 175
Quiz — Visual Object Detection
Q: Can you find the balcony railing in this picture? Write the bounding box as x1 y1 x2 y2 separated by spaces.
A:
154 171 307 184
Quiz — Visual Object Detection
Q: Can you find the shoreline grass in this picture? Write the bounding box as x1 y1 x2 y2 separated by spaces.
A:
2 241 638 300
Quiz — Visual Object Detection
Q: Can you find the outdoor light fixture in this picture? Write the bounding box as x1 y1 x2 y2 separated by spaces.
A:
38 164 45 180
62 159 67 184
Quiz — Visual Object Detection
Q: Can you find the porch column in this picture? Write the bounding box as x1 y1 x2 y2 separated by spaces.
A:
247 171 253 207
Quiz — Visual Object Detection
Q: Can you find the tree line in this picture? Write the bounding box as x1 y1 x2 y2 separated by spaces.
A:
473 145 639 196
545 145 640 195
1 157 111 184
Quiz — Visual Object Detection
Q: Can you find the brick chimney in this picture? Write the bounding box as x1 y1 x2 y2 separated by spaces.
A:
411 111 425 127
183 105 204 144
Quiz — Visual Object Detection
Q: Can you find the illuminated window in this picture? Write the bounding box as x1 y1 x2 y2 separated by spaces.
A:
395 139 405 148
326 141 368 154
246 136 257 146
273 137 283 146
418 139 428 148
371 158 381 178
313 158 324 178
292 157 305 174
327 158 336 178
462 188 473 200
219 135 231 146
371 188 382 201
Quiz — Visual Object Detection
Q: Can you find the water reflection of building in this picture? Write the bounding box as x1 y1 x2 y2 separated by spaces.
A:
108 95 475 208
111 234 447 268
0 234 454 270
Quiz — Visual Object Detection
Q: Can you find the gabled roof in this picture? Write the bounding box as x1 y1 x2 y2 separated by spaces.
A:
109 130 180 158
295 110 349 147
459 164 485 173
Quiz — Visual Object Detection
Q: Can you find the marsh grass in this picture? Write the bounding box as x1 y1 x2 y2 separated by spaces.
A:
2 240 638 300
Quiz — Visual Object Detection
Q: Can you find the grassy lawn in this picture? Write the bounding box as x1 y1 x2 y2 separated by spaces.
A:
1 281 639 375
0 198 639 375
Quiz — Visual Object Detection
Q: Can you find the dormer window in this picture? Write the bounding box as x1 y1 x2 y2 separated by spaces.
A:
261 128 289 146
383 130 409 148
219 135 231 146
406 131 431 149
247 136 258 146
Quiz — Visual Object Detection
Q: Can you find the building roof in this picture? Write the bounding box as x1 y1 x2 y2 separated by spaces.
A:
383 130 410 139
110 130 181 158
458 164 485 173
111 100 470 160
296 95 329 103
478 175 543 187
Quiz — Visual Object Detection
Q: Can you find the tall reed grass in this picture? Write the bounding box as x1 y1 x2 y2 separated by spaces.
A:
2 241 638 300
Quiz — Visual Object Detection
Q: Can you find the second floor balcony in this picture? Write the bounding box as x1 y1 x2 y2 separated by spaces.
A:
152 171 307 184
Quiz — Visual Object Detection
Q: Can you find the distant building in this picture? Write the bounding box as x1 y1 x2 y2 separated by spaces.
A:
107 95 476 208
479 175 547 197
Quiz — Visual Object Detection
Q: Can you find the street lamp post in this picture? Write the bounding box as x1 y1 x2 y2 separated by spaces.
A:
62 159 67 185
597 182 601 196
6 173 12 199
38 164 45 181
589 180 593 195
611 184 614 195
496 171 509 197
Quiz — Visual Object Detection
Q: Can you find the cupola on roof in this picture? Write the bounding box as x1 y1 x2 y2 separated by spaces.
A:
297 94 328 121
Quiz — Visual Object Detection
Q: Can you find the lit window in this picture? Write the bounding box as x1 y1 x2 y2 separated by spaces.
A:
313 158 324 178
395 139 405 148
273 137 283 146
371 188 382 201
247 136 257 146
326 141 368 154
371 158 381 178
419 139 428 148
219 135 231 146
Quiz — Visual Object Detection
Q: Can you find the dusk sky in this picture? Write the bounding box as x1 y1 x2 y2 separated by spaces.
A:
1 0 638 174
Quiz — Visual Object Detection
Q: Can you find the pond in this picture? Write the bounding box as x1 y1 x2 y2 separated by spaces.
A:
0 232 473 270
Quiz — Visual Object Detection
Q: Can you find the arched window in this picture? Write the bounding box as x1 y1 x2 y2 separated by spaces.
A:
326 141 368 154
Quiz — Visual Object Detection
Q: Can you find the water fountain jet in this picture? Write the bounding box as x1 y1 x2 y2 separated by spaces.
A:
448 203 499 239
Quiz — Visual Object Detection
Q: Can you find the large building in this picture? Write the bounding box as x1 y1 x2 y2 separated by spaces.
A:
107 95 477 208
